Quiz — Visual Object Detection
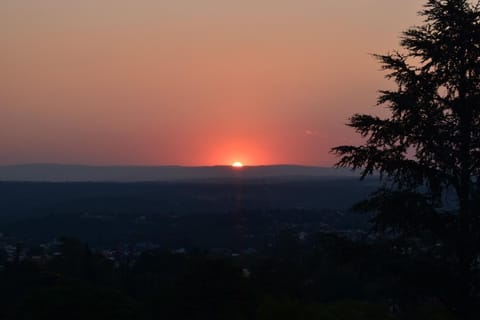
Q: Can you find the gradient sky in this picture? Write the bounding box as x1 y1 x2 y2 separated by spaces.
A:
1 0 424 166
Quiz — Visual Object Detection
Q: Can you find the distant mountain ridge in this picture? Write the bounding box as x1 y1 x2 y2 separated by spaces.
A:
0 164 356 182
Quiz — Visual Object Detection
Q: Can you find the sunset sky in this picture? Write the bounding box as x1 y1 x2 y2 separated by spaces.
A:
1 0 424 166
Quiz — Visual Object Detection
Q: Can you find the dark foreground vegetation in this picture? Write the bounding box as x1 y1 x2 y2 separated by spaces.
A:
331 0 480 319
0 234 457 320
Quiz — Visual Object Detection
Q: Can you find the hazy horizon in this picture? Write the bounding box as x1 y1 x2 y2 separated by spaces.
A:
0 163 357 182
0 162 337 168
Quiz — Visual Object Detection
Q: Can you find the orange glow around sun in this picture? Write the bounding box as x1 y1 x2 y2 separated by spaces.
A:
201 137 273 166
232 161 244 168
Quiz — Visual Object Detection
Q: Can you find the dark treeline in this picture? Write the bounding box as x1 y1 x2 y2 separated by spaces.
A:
0 234 456 320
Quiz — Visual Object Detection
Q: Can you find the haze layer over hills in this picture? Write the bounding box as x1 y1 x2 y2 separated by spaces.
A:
0 164 356 182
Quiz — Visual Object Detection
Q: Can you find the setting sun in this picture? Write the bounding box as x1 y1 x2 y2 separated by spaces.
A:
231 161 244 168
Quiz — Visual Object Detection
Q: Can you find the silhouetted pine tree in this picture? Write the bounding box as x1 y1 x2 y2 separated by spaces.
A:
332 1 480 318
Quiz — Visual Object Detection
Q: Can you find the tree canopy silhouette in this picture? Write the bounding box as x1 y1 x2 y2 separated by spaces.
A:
332 0 480 318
